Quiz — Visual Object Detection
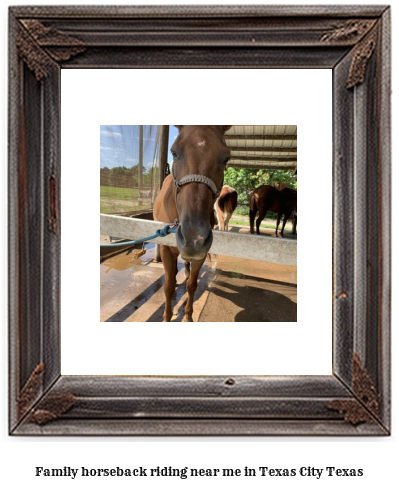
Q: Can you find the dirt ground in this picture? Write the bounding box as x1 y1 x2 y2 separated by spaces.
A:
100 224 297 323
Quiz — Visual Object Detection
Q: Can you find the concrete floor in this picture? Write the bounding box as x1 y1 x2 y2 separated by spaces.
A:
100 226 297 323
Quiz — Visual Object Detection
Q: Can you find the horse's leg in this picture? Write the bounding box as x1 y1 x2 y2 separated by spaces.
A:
224 201 234 231
160 245 179 322
249 194 257 234
275 213 282 237
249 208 256 234
281 214 289 238
256 207 267 235
183 260 205 322
184 261 190 279
215 204 224 231
221 213 226 231
224 212 232 231
292 215 297 235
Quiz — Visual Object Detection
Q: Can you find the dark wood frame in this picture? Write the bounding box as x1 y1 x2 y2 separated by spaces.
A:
9 5 391 436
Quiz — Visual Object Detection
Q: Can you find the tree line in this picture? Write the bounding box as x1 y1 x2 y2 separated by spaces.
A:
100 165 156 189
100 165 296 213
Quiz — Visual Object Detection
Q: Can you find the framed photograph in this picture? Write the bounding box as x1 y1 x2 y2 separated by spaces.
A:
97 122 300 325
9 5 391 435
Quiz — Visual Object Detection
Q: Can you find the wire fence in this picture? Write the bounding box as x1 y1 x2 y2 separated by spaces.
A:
100 125 161 215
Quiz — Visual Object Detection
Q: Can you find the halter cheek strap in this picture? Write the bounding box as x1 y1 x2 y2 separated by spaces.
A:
171 165 221 199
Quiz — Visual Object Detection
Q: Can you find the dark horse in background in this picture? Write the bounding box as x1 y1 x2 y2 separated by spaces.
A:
214 185 238 231
249 185 297 237
153 125 232 322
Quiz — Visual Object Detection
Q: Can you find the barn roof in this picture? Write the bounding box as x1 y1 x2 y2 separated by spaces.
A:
225 125 297 172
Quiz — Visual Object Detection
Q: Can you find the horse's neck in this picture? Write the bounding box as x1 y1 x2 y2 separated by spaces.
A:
153 176 178 223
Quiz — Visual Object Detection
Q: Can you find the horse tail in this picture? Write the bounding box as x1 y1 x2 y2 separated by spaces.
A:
218 188 238 214
249 190 257 212
220 190 238 213
230 190 238 214
249 190 257 234
217 193 226 213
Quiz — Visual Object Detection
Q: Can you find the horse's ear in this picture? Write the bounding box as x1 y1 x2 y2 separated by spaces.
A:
174 125 184 131
220 125 232 133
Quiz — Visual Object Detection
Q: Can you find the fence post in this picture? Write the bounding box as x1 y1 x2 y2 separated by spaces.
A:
159 125 169 188
155 125 169 262
138 125 144 206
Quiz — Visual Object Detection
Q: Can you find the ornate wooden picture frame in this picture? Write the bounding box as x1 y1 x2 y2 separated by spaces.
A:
9 5 391 435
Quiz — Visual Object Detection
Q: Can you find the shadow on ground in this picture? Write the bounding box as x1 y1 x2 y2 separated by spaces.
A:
199 271 297 322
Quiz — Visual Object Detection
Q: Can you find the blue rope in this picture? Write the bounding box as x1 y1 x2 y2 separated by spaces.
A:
100 224 177 248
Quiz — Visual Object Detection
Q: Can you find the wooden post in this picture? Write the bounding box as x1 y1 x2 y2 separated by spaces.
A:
138 125 143 206
155 125 169 262
159 125 169 188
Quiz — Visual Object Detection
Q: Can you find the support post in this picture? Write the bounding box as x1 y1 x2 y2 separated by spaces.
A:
159 125 169 188
155 125 169 262
138 125 144 206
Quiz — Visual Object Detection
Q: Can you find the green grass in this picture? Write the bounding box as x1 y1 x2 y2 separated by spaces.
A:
229 218 273 230
100 186 293 231
100 185 139 201
100 203 147 214
100 186 148 214
228 217 294 232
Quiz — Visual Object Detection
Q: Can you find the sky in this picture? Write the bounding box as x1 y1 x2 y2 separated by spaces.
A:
100 125 179 171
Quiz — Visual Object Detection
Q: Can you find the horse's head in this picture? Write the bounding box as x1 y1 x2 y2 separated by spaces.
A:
171 125 232 262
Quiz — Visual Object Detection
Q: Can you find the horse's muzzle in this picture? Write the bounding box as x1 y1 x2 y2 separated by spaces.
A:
175 225 213 262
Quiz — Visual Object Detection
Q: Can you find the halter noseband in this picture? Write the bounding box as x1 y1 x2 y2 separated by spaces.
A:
171 165 222 199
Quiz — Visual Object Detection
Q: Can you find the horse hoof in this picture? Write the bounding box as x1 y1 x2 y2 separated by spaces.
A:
182 316 193 322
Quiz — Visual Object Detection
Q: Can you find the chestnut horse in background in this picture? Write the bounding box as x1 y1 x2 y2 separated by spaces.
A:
215 185 238 231
249 185 297 237
153 125 232 322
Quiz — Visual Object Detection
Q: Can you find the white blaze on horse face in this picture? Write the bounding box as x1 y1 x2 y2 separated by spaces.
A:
197 140 206 147
193 235 204 246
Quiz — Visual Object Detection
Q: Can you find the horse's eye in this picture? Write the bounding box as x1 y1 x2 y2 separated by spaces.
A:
171 152 178 160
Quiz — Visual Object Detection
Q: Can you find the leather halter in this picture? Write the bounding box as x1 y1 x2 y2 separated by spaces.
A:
171 164 222 199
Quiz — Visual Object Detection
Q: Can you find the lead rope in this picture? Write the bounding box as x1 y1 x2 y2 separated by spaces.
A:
101 161 222 249
100 219 179 248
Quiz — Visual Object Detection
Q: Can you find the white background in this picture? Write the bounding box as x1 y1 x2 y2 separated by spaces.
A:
1 1 397 492
61 68 332 376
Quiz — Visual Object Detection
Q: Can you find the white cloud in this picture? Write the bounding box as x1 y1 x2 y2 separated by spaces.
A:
100 127 123 138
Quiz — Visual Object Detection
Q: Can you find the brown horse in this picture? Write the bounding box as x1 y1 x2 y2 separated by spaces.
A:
249 185 297 237
153 125 232 322
214 185 238 231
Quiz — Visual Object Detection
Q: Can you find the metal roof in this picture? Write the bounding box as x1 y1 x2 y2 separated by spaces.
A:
225 125 297 171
